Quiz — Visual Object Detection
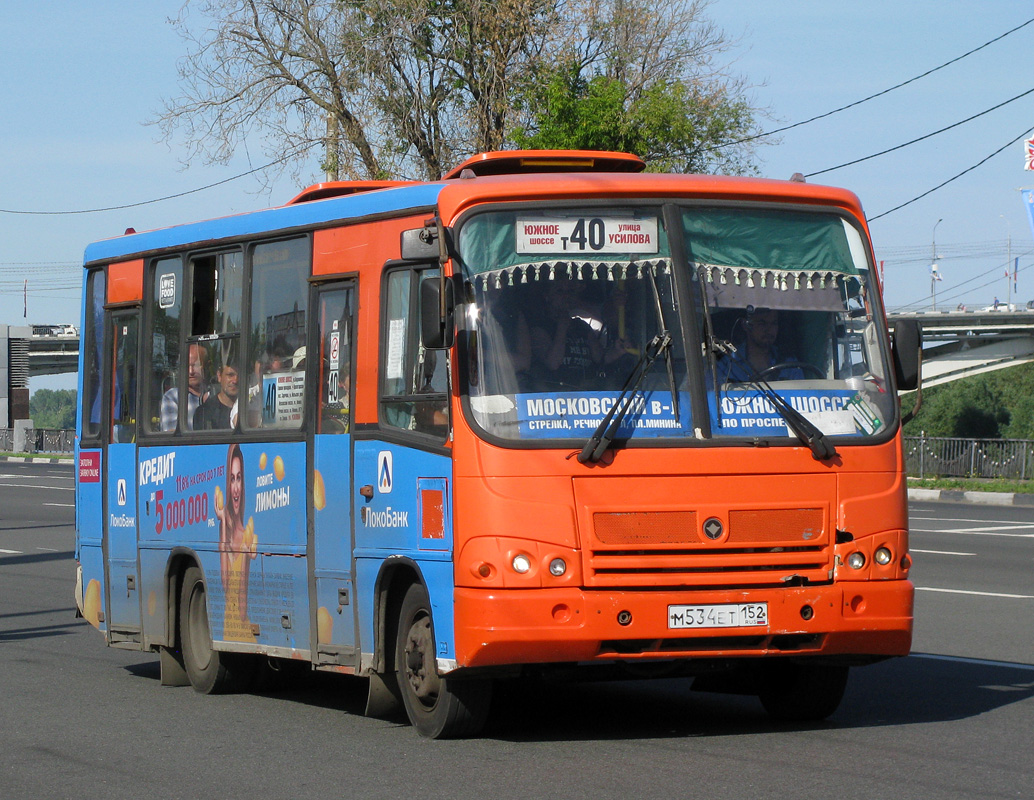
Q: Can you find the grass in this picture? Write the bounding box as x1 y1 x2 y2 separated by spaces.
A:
907 476 1034 494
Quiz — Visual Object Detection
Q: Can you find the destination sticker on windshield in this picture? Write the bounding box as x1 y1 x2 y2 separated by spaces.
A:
516 216 659 254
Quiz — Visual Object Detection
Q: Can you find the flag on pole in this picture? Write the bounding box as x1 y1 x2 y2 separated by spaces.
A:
1026 137 1034 170
930 263 942 281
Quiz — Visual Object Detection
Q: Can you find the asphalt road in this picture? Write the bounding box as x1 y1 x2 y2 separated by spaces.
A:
1 461 1031 800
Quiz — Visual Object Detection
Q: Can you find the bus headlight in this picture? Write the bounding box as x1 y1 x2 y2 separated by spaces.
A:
846 551 866 570
549 558 567 577
511 554 532 574
874 547 893 566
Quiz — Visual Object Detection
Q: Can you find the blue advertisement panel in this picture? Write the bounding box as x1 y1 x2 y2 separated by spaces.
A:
709 388 883 437
512 389 690 439
136 442 308 648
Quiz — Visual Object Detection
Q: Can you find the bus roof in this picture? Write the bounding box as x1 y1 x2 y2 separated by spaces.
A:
82 181 446 266
83 159 866 267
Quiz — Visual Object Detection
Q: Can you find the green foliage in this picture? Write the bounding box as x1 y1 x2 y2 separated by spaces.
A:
30 389 77 430
512 60 758 175
903 362 1034 439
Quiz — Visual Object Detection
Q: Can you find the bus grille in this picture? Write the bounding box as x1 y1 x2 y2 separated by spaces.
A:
584 507 830 588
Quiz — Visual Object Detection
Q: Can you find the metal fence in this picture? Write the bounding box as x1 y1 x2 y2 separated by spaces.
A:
4 428 1033 480
904 436 1034 481
0 428 75 454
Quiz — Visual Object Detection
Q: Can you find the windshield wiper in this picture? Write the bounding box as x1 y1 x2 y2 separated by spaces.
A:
577 332 671 464
647 265 680 424
730 367 838 461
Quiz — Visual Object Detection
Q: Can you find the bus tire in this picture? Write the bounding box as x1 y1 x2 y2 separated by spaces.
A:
179 566 255 694
757 661 849 722
395 582 491 738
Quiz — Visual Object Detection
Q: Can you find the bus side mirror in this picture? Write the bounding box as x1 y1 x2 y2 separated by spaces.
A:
401 227 440 261
420 276 455 349
891 319 921 391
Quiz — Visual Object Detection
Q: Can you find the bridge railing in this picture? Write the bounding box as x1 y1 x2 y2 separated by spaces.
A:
904 435 1034 481
0 428 76 454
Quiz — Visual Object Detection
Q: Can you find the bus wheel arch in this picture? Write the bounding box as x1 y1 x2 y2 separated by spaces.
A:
393 581 491 738
178 564 256 694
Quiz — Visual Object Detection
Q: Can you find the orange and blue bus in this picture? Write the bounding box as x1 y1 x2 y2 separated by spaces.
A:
75 150 921 737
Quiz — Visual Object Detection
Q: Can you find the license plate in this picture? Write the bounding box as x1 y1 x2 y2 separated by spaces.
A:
668 602 768 629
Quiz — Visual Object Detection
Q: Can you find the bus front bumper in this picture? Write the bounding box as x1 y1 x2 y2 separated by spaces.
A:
452 581 913 669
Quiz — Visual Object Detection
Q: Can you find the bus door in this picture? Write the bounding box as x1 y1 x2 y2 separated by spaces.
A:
309 282 357 665
104 311 142 643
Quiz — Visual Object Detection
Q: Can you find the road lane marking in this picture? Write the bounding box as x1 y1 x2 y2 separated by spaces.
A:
0 482 74 491
910 526 1034 538
911 549 976 556
43 503 75 507
0 548 23 554
916 586 1034 599
912 653 1034 672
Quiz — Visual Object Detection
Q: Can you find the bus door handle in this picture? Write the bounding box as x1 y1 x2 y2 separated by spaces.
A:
359 484 374 499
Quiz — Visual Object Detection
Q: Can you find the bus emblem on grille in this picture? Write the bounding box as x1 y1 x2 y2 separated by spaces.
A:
702 517 724 540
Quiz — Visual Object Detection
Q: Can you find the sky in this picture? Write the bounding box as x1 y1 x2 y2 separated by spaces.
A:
3 1 1034 393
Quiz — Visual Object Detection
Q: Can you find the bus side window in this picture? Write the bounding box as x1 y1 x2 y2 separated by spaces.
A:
380 266 448 437
148 257 183 433
245 238 309 431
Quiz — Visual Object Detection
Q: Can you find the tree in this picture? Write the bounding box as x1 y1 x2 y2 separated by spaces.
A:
30 389 77 430
512 0 762 174
154 0 761 180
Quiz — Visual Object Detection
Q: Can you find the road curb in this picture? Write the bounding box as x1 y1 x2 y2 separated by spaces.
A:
908 488 1034 506
0 455 73 465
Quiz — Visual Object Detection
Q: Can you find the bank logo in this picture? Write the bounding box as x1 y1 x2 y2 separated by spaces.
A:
117 479 127 507
377 451 393 494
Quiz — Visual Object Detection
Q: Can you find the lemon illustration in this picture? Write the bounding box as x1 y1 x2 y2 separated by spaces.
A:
245 517 256 552
317 606 334 643
214 484 223 511
273 455 285 481
313 469 326 511
83 579 102 627
259 452 268 471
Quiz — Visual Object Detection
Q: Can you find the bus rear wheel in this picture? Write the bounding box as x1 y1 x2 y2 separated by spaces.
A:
395 583 491 738
757 661 849 722
179 566 255 694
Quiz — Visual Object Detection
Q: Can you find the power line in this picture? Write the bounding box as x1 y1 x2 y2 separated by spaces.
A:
805 86 1034 178
0 143 317 217
867 126 1033 222
709 16 1034 152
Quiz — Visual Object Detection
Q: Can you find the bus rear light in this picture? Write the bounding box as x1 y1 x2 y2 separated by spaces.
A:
874 547 893 566
846 552 866 570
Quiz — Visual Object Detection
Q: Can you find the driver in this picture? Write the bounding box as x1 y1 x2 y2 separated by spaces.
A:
719 307 805 382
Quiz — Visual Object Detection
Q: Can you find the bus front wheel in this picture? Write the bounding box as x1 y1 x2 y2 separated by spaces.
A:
757 661 849 722
179 566 254 694
395 583 491 738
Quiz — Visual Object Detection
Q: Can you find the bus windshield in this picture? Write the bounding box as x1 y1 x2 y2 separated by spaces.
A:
458 205 895 444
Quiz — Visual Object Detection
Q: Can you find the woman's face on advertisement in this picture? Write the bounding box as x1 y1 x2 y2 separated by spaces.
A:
229 455 243 514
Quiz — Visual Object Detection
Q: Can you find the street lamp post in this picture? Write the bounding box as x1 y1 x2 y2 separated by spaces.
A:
931 218 942 311
1001 214 1012 309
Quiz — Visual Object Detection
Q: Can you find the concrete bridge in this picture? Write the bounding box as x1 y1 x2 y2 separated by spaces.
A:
889 309 1034 388
3 311 1034 429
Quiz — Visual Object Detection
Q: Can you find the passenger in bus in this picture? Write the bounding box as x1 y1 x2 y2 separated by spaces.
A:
719 308 804 382
195 350 240 430
529 278 604 389
160 343 210 431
